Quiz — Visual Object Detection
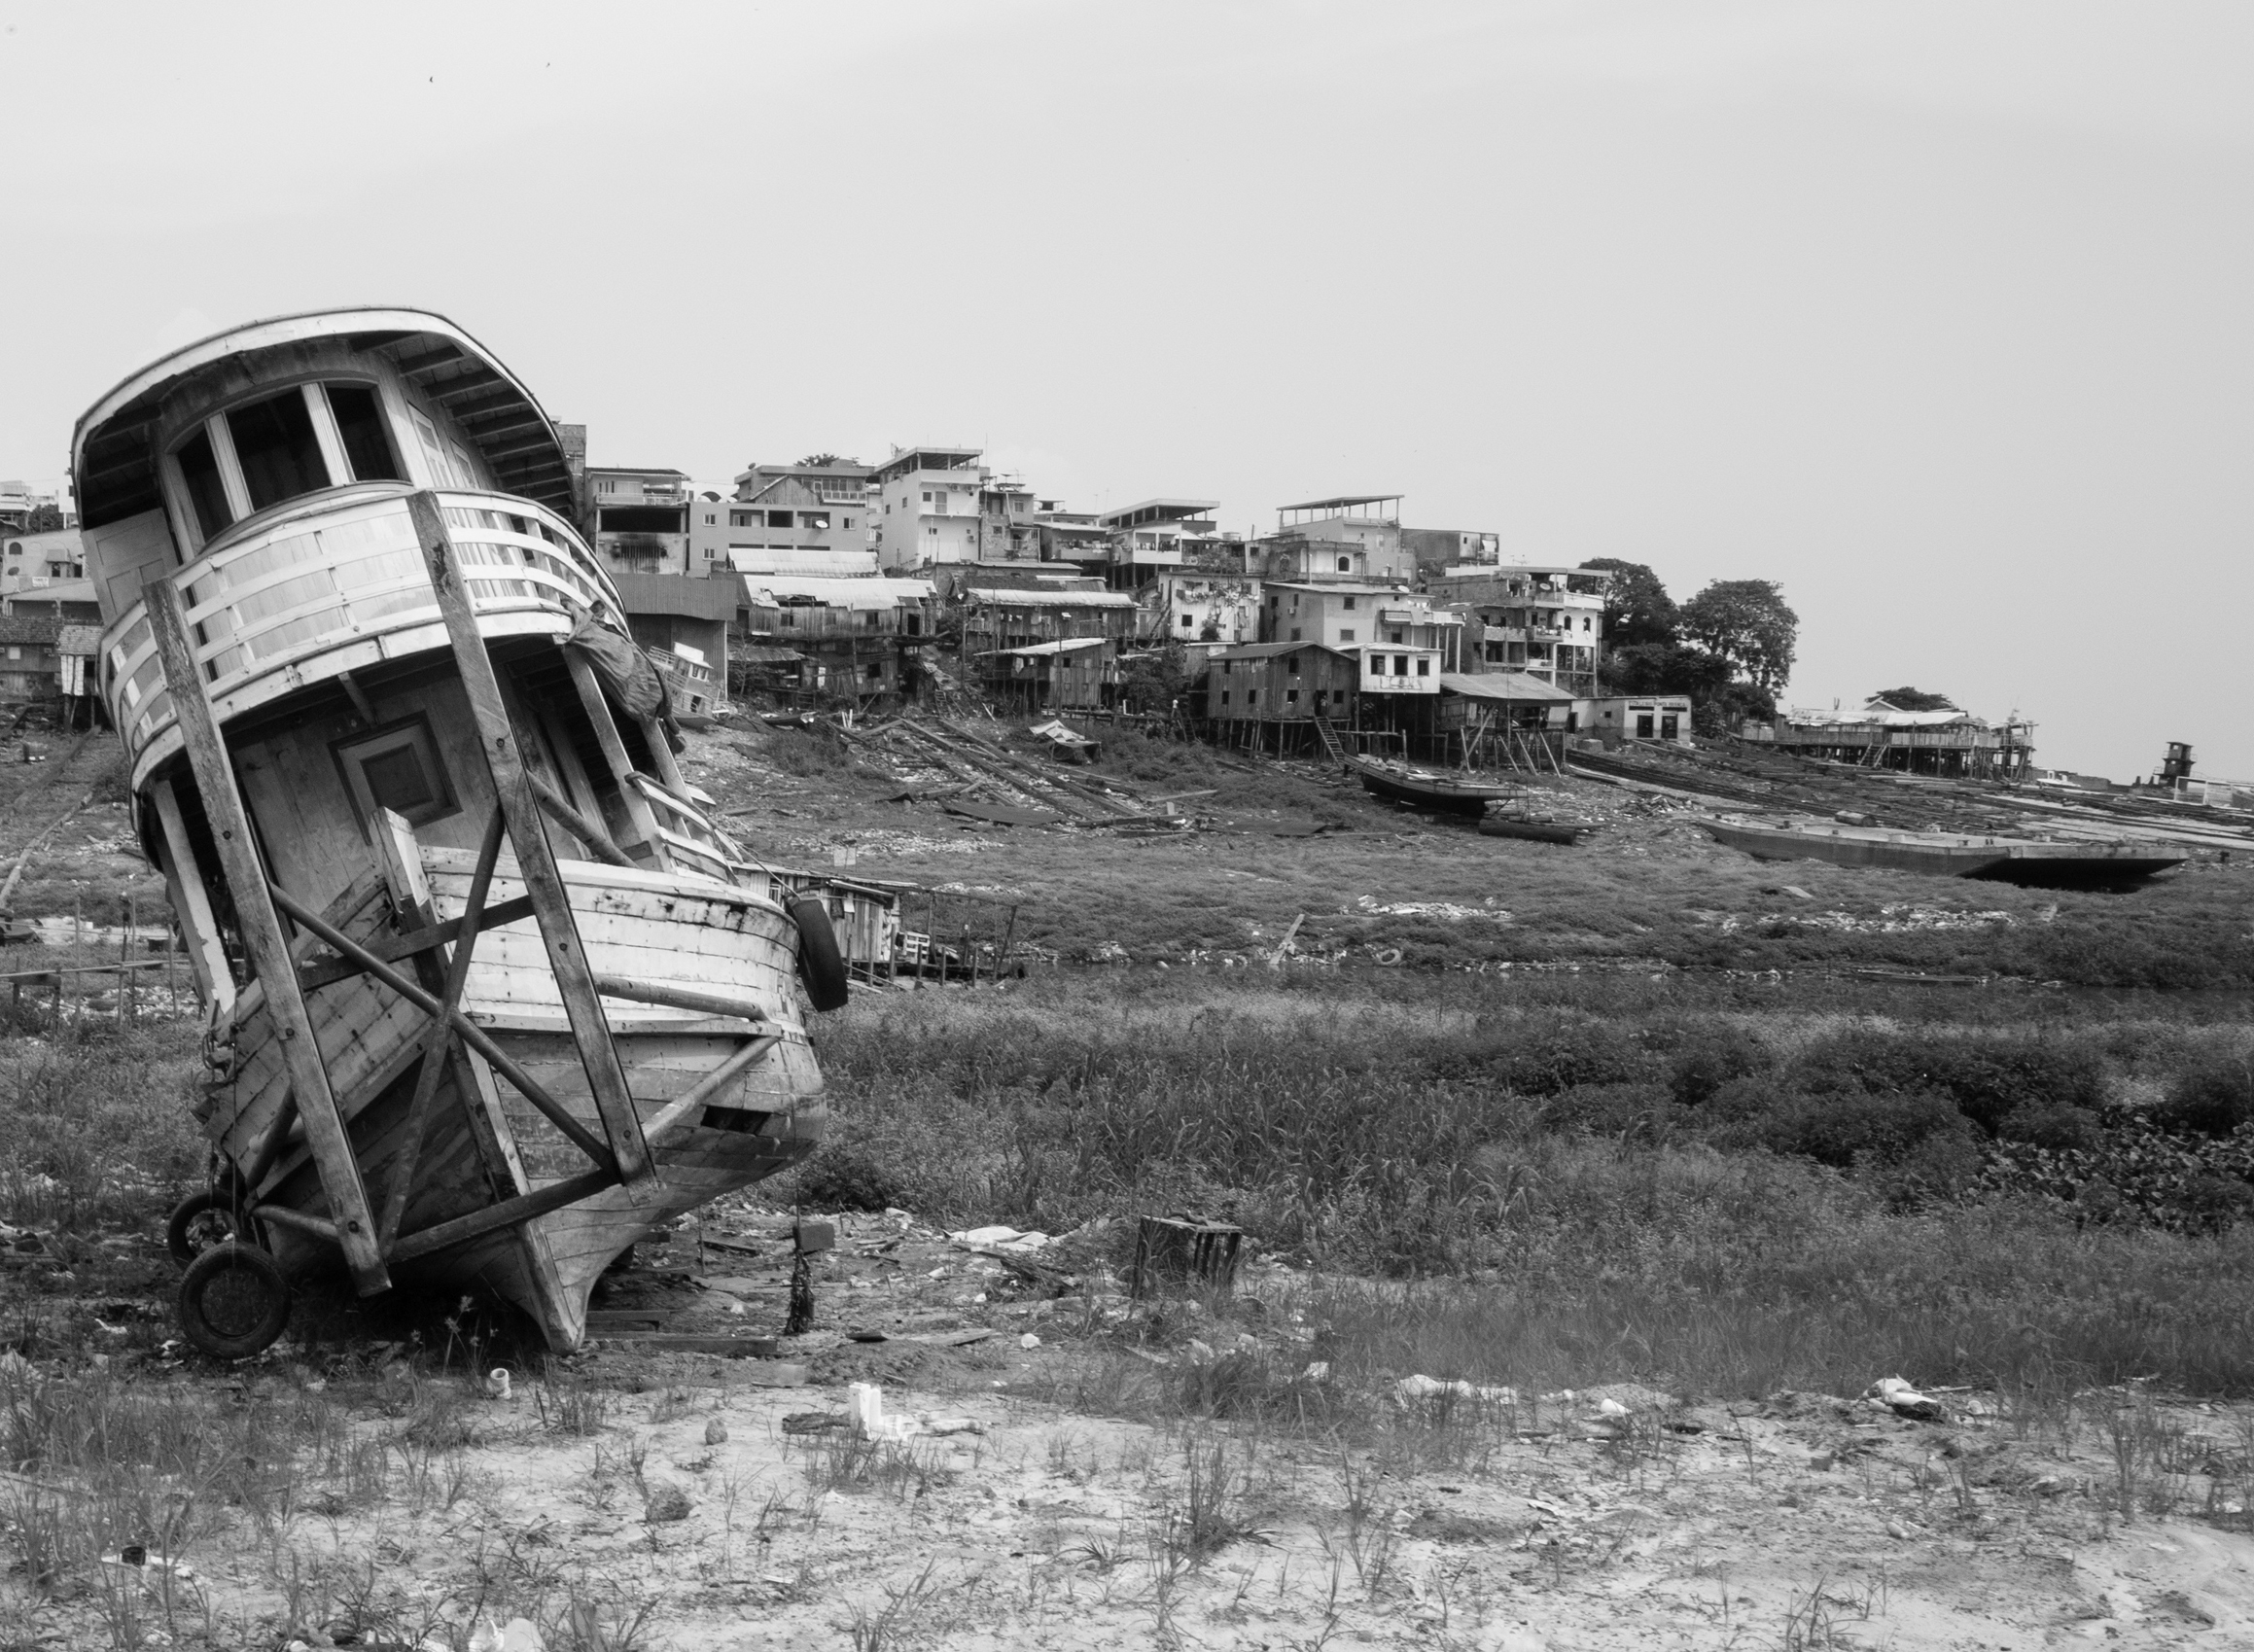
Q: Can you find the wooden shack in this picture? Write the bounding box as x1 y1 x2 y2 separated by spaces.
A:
1204 641 1358 756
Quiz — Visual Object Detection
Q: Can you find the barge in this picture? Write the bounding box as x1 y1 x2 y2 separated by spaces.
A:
1696 813 2190 888
73 308 846 1354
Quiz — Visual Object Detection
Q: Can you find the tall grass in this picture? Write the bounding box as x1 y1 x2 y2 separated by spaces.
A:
794 971 2254 1394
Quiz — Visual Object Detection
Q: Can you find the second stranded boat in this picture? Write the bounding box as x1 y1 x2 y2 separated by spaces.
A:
73 307 849 1355
1696 813 2190 888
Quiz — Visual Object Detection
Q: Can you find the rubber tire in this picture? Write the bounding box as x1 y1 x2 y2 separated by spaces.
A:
789 896 851 1012
165 1189 253 1268
176 1241 291 1359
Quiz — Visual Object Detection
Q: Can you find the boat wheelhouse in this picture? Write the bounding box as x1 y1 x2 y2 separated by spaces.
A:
73 308 843 1353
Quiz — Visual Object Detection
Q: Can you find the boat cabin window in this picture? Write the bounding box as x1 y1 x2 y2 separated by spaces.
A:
228 389 329 512
326 384 405 483
332 716 459 834
174 426 233 540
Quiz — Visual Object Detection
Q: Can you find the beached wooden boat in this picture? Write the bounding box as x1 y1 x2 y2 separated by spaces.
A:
1696 814 2189 888
1477 815 1583 846
73 308 847 1354
1345 754 1521 817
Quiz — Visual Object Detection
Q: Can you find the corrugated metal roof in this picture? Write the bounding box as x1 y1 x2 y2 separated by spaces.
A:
609 572 740 621
744 576 933 610
1439 671 1573 703
1210 642 1355 661
968 588 1137 609
986 638 1110 657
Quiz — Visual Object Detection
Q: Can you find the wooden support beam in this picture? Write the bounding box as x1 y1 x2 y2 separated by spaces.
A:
563 649 667 865
590 972 770 1022
296 895 538 994
391 1165 619 1264
529 773 637 869
371 806 506 1248
145 580 390 1294
642 1034 782 1149
265 882 620 1175
408 491 653 1191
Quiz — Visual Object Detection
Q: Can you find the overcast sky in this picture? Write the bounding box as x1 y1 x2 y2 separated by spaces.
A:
3 1 2247 780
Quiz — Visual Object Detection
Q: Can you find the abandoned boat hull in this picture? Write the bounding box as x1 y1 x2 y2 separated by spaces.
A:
1347 755 1520 816
1477 817 1583 846
1697 815 2189 888
216 851 822 1349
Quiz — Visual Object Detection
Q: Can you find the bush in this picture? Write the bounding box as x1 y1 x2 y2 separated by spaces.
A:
1996 1102 2101 1151
792 1142 906 1213
1666 1025 1772 1107
1764 1088 1975 1171
2152 1060 2254 1138
1795 1029 2104 1134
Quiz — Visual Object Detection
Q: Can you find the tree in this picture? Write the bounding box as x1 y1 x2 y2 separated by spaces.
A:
1600 641 1730 700
796 452 847 468
1579 558 1678 648
1677 580 1798 694
1870 686 1957 712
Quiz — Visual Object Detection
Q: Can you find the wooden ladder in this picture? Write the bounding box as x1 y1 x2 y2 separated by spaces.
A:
1313 716 1349 768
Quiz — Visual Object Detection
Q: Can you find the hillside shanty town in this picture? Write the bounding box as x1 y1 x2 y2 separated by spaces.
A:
8 9 2254 1650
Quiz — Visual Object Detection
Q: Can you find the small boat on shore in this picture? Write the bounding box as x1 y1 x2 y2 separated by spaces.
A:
1478 815 1583 846
1697 814 2190 888
1346 754 1520 817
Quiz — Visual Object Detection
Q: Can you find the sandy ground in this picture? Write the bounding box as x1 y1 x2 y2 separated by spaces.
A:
16 1208 2250 1651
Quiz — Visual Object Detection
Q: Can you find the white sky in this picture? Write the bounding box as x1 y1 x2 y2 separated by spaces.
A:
3 1 2247 780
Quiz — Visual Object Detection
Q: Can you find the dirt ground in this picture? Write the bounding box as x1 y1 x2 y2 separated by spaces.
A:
15 1208 2254 1649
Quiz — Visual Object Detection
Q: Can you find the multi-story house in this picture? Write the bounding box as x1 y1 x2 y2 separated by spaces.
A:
1426 564 1607 695
1257 581 1462 700
693 470 877 577
1260 495 1412 583
871 445 987 572
1094 498 1221 591
976 475 1040 563
585 465 693 574
1136 572 1262 646
733 575 936 712
958 579 1138 712
1401 527 1500 576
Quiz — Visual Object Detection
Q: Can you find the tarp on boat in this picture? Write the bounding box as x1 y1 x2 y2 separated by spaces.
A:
565 615 685 752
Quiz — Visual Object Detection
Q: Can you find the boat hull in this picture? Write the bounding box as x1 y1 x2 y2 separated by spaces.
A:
1478 817 1583 846
1697 816 2188 888
204 854 823 1349
1348 756 1518 817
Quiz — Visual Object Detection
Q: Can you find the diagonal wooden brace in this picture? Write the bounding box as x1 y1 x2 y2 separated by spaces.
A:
374 806 506 1249
144 579 392 1293
408 491 654 1191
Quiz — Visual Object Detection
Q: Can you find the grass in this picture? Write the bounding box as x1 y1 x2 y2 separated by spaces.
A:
779 967 2254 1396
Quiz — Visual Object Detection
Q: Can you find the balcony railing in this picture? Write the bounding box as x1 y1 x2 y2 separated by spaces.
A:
101 487 626 782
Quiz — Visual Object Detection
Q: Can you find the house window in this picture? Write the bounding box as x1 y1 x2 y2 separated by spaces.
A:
1221 660 1232 675
1661 714 1679 740
1180 614 1194 628
843 516 854 529
1286 655 1300 673
731 510 754 527
866 663 882 680
1637 714 1655 738
921 491 932 504
1394 655 1409 676
1415 658 1429 677
332 716 459 835
1338 628 1356 643
1389 630 1404 645
1247 689 1258 707
1285 688 1299 704
768 510 792 528
1343 596 1356 611
1219 690 1230 706
1336 556 1351 573
1289 627 1301 642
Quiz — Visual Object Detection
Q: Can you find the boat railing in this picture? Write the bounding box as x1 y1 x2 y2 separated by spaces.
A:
101 487 628 780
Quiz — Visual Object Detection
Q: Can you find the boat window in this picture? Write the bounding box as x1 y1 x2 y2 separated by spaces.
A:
175 427 233 540
228 389 332 512
409 407 456 486
332 716 459 833
326 385 405 483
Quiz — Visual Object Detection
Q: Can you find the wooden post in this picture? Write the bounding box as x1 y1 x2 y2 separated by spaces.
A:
144 578 391 1294
406 491 654 1190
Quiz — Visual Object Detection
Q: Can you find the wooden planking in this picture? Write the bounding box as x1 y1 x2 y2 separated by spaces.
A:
150 778 233 1016
564 649 668 865
146 578 389 1294
410 491 652 1188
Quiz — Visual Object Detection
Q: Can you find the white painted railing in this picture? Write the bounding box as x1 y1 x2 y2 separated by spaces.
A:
101 487 626 781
